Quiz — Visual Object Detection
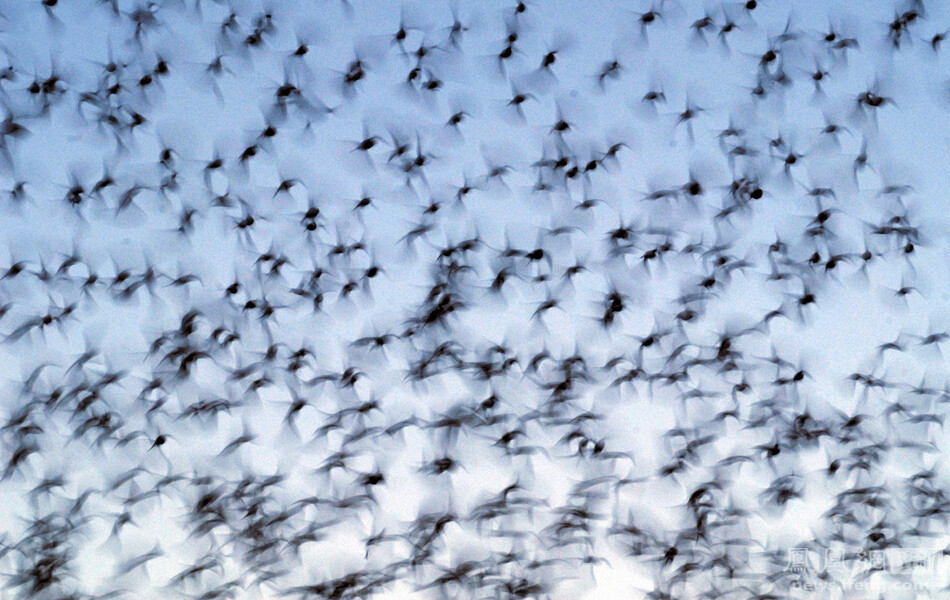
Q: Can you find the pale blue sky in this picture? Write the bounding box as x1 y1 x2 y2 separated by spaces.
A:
0 1 947 599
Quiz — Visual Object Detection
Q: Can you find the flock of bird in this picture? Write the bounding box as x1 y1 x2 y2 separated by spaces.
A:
0 0 948 599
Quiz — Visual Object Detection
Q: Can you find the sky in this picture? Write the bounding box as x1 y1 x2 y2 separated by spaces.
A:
0 0 948 599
